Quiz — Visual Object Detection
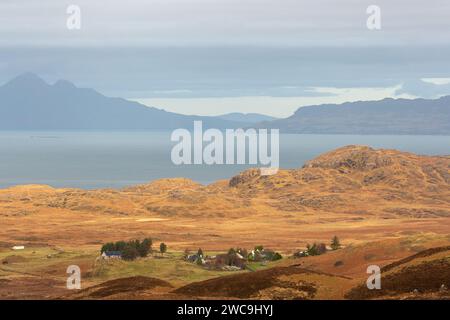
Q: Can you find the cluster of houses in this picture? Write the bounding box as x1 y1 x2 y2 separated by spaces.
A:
184 246 282 271
100 237 341 269
185 251 245 271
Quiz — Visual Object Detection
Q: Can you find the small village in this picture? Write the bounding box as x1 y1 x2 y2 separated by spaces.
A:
98 236 342 271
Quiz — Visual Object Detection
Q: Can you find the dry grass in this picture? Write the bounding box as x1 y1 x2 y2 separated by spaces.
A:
0 146 449 299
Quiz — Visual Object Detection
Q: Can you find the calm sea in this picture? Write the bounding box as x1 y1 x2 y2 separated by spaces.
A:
0 131 449 189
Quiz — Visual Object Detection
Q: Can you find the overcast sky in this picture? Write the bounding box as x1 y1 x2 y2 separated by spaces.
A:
1 0 450 117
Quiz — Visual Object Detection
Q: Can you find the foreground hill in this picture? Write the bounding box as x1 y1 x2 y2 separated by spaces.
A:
345 246 450 299
67 276 173 300
256 96 450 134
0 73 245 130
173 265 352 299
172 246 450 300
60 244 450 300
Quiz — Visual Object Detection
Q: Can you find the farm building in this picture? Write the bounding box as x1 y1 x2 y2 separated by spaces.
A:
101 251 122 259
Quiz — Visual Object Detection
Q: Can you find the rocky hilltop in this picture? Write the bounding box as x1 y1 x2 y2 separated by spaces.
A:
227 145 450 216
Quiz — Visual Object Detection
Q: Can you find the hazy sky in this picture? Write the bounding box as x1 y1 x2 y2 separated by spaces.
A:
1 0 450 117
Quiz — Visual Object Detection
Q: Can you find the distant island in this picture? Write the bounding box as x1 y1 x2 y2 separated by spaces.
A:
0 73 253 130
217 112 278 123
1 73 449 134
255 97 450 135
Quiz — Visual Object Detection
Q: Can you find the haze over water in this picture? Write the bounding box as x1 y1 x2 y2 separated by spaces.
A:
0 131 449 189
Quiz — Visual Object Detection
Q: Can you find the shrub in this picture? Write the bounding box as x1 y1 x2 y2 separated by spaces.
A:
160 243 167 256
271 252 283 261
334 260 344 267
331 236 341 250
306 243 327 256
101 242 115 253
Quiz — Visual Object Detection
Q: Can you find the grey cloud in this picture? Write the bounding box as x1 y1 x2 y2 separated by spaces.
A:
396 80 450 99
2 46 450 99
0 0 449 47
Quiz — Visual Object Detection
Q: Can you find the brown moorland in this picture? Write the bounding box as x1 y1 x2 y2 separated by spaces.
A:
0 145 449 299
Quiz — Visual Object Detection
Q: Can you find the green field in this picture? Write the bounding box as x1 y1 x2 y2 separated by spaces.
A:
0 246 285 288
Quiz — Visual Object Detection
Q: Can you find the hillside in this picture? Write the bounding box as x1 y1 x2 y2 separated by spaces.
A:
59 243 450 300
173 265 352 299
0 145 448 251
256 97 450 134
227 145 450 218
173 245 450 300
345 246 450 299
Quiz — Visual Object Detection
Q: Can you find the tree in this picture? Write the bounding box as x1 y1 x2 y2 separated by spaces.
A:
307 243 319 256
138 238 152 257
160 243 167 256
115 241 127 252
121 245 139 261
197 248 203 258
145 237 153 249
101 242 115 253
331 236 341 250
100 237 154 260
132 239 141 251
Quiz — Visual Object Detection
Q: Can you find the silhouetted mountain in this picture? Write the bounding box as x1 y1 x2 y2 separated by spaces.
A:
0 73 246 130
217 112 277 123
256 97 450 134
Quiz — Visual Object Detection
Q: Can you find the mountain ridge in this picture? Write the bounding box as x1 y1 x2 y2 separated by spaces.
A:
255 96 450 134
0 73 249 130
2 73 450 134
